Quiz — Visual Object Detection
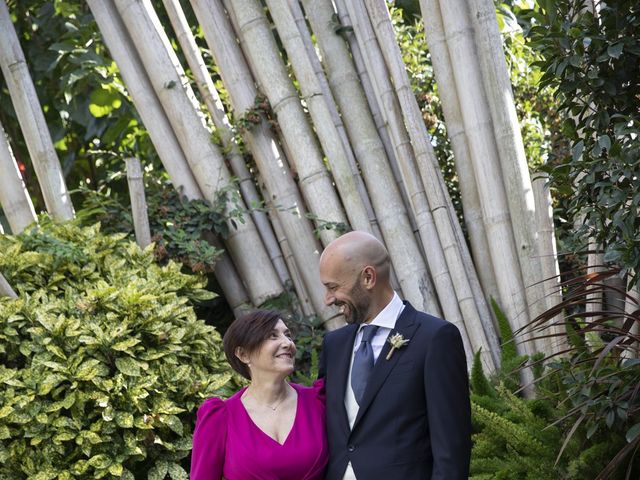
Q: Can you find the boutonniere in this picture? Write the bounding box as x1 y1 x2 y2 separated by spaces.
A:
386 333 410 360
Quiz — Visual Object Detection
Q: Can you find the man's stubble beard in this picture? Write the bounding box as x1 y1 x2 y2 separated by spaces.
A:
343 279 370 325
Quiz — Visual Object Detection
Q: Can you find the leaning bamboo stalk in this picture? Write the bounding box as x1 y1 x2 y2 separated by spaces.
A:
160 0 291 288
623 279 639 359
112 0 283 307
417 0 501 312
348 0 475 359
424 0 536 357
367 0 498 369
125 157 152 249
333 0 417 235
416 11 502 364
190 0 335 322
532 173 567 353
87 0 251 315
0 272 17 298
256 175 315 319
468 0 549 331
293 0 401 293
0 1 73 221
263 0 371 234
0 119 37 234
300 0 440 316
225 0 348 247
288 0 380 234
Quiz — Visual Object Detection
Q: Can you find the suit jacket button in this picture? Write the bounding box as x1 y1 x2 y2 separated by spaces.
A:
347 444 355 452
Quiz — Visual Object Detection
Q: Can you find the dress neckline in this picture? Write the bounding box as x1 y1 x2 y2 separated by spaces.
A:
239 382 300 446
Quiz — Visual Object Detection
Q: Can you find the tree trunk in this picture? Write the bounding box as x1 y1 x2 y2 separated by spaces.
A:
305 0 439 315
423 0 536 357
88 0 252 315
0 272 17 298
125 157 152 249
265 0 372 235
112 0 283 307
190 0 336 323
418 0 501 312
0 119 37 234
0 1 73 221
367 0 498 371
468 0 549 329
160 0 292 290
532 173 567 353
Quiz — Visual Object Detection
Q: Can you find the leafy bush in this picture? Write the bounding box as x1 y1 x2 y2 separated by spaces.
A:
0 219 236 479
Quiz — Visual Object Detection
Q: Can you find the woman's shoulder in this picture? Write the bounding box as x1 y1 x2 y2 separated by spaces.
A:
196 396 227 421
290 379 325 403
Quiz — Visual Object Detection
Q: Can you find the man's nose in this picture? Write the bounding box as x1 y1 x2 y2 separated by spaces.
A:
324 291 335 306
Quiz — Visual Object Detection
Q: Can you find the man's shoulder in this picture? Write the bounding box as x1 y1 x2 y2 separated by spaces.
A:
402 303 460 336
324 323 357 344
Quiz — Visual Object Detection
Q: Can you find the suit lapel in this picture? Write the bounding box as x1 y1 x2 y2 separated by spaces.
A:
329 324 358 434
351 303 420 430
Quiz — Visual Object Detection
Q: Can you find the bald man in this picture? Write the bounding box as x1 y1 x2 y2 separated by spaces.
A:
318 231 471 480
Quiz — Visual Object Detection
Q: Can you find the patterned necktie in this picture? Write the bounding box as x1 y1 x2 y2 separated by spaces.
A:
351 325 379 405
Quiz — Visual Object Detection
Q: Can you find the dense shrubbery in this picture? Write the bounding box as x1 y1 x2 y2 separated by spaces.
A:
0 220 236 479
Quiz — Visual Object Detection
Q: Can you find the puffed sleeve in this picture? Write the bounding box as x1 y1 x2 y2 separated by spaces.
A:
190 398 227 480
311 378 326 405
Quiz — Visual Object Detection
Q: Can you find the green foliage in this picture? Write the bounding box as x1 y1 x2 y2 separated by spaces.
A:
77 172 238 273
521 0 640 286
0 219 237 478
0 1 159 210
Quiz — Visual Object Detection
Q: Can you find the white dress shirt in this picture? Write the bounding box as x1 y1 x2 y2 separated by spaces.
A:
343 292 404 480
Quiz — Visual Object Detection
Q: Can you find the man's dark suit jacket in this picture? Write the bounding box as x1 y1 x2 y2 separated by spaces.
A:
319 302 472 480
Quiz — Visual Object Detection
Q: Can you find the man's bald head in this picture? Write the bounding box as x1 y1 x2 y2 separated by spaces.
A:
319 231 394 324
320 231 391 284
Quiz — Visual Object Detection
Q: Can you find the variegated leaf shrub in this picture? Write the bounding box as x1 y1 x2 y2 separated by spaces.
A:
0 220 236 479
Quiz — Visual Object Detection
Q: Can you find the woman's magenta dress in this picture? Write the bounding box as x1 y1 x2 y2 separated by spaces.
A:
190 381 328 479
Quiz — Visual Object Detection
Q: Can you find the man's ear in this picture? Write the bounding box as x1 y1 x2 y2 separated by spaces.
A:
362 265 377 289
235 347 250 365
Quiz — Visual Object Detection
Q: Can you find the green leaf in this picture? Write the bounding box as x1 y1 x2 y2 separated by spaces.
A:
162 415 184 436
148 460 169 480
115 357 141 376
627 423 640 443
571 140 584 161
607 42 624 58
115 412 134 428
111 338 141 352
167 463 189 480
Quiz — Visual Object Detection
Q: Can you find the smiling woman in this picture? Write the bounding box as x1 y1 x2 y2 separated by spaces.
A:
190 310 329 480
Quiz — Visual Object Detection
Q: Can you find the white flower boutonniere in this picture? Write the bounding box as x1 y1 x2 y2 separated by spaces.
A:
386 333 410 360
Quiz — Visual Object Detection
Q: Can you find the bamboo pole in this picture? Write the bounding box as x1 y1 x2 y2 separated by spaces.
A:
0 119 37 234
424 0 536 357
347 0 475 362
417 0 501 312
224 0 348 247
366 0 497 370
303 0 440 315
160 0 292 289
256 175 315 319
125 157 152 249
263 0 371 235
0 272 17 298
190 0 336 323
299 0 403 293
288 0 380 235
112 0 283 307
333 0 418 236
532 173 567 353
87 0 252 316
0 1 73 221
468 0 549 332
